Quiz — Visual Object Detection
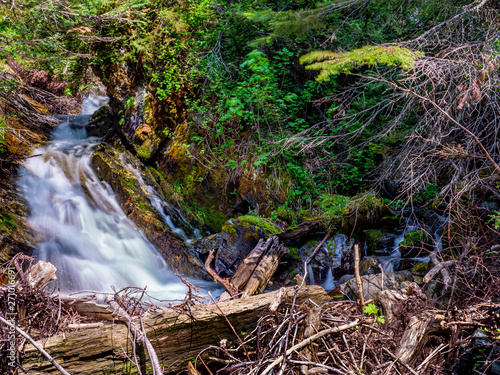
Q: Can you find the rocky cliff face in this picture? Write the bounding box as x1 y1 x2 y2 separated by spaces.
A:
93 59 289 233
0 69 61 263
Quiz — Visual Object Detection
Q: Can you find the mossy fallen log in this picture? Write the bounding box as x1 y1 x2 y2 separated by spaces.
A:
22 285 330 374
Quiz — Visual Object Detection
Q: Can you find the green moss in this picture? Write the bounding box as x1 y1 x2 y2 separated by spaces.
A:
199 206 227 233
343 193 387 215
275 206 295 224
136 142 152 160
320 194 350 216
0 212 17 234
236 215 280 236
412 262 430 274
288 246 300 260
222 221 237 234
401 231 426 247
364 229 383 252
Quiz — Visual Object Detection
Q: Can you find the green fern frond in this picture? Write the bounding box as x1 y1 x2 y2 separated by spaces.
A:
300 46 423 81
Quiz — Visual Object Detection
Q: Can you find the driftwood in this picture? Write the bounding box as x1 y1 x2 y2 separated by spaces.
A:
0 316 70 375
425 254 457 287
27 260 57 289
396 314 434 365
219 236 289 300
22 285 331 374
106 296 163 375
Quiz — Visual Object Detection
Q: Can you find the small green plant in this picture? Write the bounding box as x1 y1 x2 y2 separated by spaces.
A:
125 97 135 109
363 303 385 324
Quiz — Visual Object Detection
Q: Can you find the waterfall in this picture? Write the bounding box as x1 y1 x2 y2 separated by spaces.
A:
322 234 352 291
124 159 202 241
18 96 190 300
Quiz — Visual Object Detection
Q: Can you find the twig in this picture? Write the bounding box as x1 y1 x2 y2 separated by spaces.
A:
353 243 365 307
261 319 361 375
204 250 238 296
0 316 71 375
416 343 447 371
382 347 419 375
425 254 456 287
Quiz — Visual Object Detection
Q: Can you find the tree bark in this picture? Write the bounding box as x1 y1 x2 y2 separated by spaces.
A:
21 285 331 374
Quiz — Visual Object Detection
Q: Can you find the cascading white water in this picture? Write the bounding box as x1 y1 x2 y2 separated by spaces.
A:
322 234 352 291
125 159 202 242
18 97 189 300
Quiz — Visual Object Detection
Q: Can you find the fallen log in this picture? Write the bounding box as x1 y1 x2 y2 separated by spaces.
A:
22 285 331 374
219 236 289 300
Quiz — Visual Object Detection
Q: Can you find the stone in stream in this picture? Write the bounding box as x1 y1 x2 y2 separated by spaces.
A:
340 270 417 301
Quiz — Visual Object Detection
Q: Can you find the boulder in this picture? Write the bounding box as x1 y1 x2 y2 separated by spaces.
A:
86 106 115 138
342 193 396 232
340 270 415 301
364 229 396 255
215 215 280 275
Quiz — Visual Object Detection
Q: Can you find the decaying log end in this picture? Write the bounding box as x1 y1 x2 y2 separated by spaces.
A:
27 260 57 289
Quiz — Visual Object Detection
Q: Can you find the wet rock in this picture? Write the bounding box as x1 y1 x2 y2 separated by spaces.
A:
90 143 209 280
454 328 500 375
338 274 354 284
86 106 115 138
360 256 378 275
0 176 37 263
423 280 441 299
341 270 415 301
364 229 396 255
190 233 222 255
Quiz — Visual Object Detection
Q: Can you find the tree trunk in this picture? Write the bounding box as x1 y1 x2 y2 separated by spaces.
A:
22 285 331 374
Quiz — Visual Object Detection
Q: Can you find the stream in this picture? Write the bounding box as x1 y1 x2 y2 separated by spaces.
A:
18 97 192 300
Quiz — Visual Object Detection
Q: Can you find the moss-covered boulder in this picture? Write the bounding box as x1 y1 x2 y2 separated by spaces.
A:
400 230 432 258
302 194 350 231
342 193 395 232
364 229 396 255
215 215 280 275
90 143 209 280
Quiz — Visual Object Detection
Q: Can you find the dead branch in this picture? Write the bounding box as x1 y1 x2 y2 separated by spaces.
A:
260 319 362 375
353 243 365 308
0 316 70 375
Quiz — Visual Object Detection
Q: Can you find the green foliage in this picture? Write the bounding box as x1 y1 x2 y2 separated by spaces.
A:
300 46 423 81
363 303 385 324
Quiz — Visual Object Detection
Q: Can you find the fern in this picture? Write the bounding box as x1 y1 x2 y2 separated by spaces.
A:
300 46 423 81
243 1 359 47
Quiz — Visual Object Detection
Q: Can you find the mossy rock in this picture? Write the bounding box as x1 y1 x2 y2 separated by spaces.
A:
215 215 280 275
364 229 396 255
364 229 383 253
86 106 115 138
342 193 394 232
275 206 296 225
412 261 430 274
400 230 432 258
